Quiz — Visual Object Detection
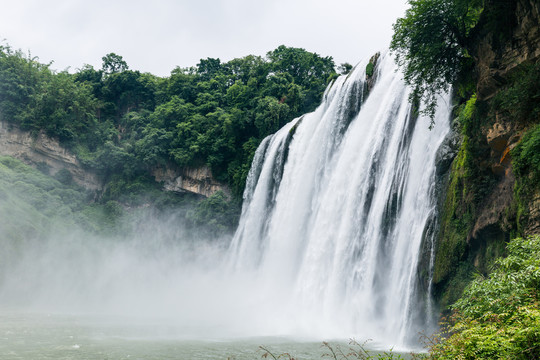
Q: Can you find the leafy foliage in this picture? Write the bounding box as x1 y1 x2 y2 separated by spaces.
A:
101 52 129 75
365 62 375 78
513 123 540 188
0 43 336 201
511 123 540 233
187 191 240 235
0 156 118 237
338 63 353 75
427 235 540 359
493 62 540 125
390 0 482 120
0 154 238 241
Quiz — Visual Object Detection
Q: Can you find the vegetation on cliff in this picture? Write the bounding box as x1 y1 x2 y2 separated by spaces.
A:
392 0 539 297
0 44 336 198
392 0 539 356
0 43 337 230
432 62 540 310
390 0 482 121
0 155 235 242
426 235 540 359
0 155 121 237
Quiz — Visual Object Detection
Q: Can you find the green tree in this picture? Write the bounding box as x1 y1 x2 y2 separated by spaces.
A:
101 70 156 118
0 42 336 200
167 66 198 103
390 0 482 120
267 45 336 111
338 62 353 75
197 57 223 81
0 45 47 121
101 52 128 75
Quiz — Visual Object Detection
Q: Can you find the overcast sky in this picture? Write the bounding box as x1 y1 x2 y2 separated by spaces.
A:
0 0 410 77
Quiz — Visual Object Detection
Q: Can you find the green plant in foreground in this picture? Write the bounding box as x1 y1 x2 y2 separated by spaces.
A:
259 340 419 360
426 235 540 359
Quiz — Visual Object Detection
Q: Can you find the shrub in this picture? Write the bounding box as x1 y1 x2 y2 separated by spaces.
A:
428 235 540 359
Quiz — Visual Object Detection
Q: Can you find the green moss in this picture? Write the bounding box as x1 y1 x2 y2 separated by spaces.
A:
433 94 501 310
458 94 476 134
434 136 474 284
493 62 540 125
365 62 374 77
436 261 474 311
511 123 540 233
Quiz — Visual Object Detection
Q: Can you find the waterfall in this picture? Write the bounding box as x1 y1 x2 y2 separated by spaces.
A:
228 52 451 348
0 51 451 353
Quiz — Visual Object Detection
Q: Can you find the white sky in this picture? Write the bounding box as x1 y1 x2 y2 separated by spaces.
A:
0 0 409 77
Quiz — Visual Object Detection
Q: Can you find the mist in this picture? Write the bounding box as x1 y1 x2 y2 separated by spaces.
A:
0 156 342 344
0 186 263 339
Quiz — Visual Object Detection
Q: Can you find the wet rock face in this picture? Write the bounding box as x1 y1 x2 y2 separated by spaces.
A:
474 0 540 100
472 169 515 239
364 52 381 97
0 120 101 190
487 122 510 153
470 0 540 237
485 119 524 175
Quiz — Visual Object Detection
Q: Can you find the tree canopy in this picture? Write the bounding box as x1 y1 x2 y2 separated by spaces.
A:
0 44 337 198
390 0 483 120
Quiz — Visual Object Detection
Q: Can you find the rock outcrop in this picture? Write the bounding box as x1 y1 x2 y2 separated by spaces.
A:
152 165 229 198
434 0 540 309
0 120 228 198
474 0 540 100
471 0 540 237
0 120 101 190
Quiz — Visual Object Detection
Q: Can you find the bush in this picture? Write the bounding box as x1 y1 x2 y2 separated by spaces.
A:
512 123 540 232
187 191 240 235
493 62 540 124
428 235 540 359
512 123 540 186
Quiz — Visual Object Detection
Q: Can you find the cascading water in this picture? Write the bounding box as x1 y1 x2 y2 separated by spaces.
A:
0 51 452 356
229 51 451 348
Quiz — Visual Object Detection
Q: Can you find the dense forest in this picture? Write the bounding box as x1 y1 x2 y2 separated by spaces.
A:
0 44 340 232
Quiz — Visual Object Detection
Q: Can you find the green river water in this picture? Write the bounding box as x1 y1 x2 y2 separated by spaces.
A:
0 312 414 359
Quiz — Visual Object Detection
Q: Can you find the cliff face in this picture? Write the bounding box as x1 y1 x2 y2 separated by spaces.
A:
472 0 540 236
0 120 228 198
0 120 101 190
433 0 540 309
475 0 540 101
152 165 230 198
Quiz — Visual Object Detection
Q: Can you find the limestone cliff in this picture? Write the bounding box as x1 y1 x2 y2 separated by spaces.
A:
474 0 540 101
0 120 101 190
0 120 228 198
433 0 540 309
471 0 540 237
152 165 230 198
